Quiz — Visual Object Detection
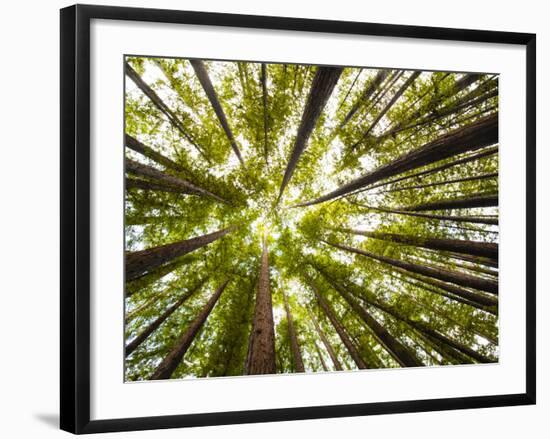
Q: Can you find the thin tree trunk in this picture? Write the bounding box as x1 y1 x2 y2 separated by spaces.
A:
313 340 329 371
245 235 276 375
125 277 208 356
352 71 421 149
403 194 498 212
324 241 498 295
386 86 498 138
362 146 498 193
309 309 343 371
294 113 498 207
454 73 483 92
126 158 230 205
282 290 305 373
126 177 191 195
380 172 498 194
306 276 368 369
189 60 244 164
125 134 187 174
261 63 269 165
394 268 498 308
277 67 343 202
125 214 181 226
125 258 187 297
337 229 498 260
339 70 389 129
349 204 498 226
149 279 230 379
317 273 422 367
126 226 236 281
446 251 499 268
125 62 210 162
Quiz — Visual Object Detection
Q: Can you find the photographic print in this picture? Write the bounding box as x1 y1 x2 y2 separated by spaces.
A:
124 56 499 382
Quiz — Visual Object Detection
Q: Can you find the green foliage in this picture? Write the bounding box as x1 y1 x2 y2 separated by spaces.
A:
124 56 499 381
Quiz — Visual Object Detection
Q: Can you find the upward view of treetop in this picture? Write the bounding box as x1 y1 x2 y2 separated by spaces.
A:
124 56 499 381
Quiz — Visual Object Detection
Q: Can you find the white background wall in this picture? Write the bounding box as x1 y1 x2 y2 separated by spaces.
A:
0 0 546 437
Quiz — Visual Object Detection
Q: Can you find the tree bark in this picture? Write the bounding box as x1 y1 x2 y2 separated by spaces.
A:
149 279 230 380
402 194 498 212
126 158 230 205
338 229 498 260
125 62 210 162
125 277 208 356
189 60 244 165
295 113 498 207
282 290 305 373
306 277 368 369
278 67 343 202
126 226 236 281
245 236 276 375
324 241 498 295
308 309 343 371
351 204 498 226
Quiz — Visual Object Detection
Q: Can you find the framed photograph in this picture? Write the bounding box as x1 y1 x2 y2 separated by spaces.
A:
60 4 536 434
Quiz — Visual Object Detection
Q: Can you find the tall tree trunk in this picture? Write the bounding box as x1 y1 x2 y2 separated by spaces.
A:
295 113 498 207
317 272 422 367
277 67 343 202
125 134 187 174
381 172 498 194
126 226 236 281
349 204 498 226
245 236 276 375
402 194 498 212
393 267 498 308
282 290 305 372
125 277 208 356
308 309 343 371
339 70 390 129
125 62 210 162
149 279 230 380
126 158 230 205
306 276 368 369
337 229 498 260
189 60 244 165
352 71 421 149
363 146 498 193
261 63 269 165
324 241 498 295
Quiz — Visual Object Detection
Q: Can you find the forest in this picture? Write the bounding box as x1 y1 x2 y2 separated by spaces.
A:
124 56 499 381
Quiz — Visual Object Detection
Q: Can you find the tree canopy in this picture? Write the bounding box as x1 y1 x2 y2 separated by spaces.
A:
124 57 499 381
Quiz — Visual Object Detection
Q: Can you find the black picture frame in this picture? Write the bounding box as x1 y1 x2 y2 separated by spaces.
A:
60 4 536 434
